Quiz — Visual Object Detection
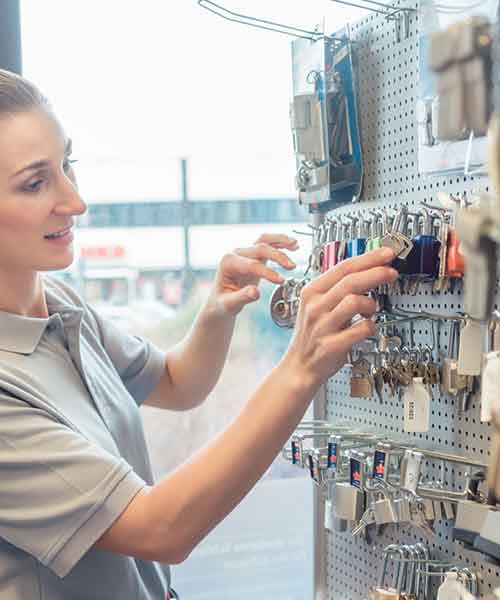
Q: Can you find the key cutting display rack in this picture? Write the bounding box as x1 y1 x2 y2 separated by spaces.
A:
315 3 499 599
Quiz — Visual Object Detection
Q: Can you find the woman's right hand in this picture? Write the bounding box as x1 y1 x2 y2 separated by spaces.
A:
281 247 398 393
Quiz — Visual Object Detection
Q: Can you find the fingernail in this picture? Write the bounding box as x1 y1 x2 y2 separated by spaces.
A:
287 260 296 268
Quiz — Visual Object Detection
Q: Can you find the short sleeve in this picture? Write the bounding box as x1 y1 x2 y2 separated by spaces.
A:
85 304 167 406
0 394 146 578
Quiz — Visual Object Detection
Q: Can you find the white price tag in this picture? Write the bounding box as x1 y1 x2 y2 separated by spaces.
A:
458 319 483 376
404 378 431 433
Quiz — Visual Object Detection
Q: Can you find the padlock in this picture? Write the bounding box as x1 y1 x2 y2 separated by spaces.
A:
368 546 408 600
407 208 441 279
351 217 368 257
337 220 349 264
382 207 414 273
445 227 465 279
345 216 358 259
270 278 299 328
332 452 366 522
372 485 399 525
322 218 340 272
350 357 375 399
366 211 382 252
332 481 365 522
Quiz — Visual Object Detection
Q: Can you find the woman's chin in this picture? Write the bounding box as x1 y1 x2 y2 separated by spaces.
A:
38 251 75 272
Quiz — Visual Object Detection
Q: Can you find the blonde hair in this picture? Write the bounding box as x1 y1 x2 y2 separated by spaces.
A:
0 69 47 115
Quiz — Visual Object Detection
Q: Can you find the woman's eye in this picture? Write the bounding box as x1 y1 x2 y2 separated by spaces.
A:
23 179 44 193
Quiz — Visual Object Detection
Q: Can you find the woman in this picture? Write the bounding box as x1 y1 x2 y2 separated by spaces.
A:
0 69 397 600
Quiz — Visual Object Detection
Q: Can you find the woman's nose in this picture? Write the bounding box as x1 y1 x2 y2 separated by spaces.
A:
54 176 87 216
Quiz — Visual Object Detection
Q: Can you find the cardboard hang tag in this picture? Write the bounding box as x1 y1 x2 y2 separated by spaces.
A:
404 378 431 433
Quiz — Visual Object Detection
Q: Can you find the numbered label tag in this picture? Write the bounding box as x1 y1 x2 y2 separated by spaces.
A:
404 378 431 433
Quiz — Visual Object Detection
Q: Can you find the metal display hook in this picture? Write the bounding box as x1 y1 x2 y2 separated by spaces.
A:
326 0 415 19
198 0 327 41
198 0 415 42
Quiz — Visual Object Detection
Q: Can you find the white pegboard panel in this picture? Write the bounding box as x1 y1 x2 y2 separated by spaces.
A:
322 3 500 598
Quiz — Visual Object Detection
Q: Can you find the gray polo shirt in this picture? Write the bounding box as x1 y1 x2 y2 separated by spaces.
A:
0 275 172 599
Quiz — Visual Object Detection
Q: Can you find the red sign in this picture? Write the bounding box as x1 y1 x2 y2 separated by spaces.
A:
81 245 126 260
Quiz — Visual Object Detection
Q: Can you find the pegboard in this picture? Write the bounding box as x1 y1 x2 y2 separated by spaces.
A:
320 4 500 599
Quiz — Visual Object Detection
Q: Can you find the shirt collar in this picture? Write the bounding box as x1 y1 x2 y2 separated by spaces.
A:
0 279 83 355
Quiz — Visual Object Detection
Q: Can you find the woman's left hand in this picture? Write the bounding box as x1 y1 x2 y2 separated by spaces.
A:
210 233 299 316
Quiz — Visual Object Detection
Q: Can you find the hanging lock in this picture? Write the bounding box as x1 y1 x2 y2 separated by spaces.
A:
322 218 340 272
366 211 382 252
307 448 329 486
369 446 401 526
332 452 366 523
345 215 367 258
381 207 414 272
350 357 375 399
407 208 441 279
336 220 349 264
270 278 302 328
446 227 465 279
366 546 410 600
